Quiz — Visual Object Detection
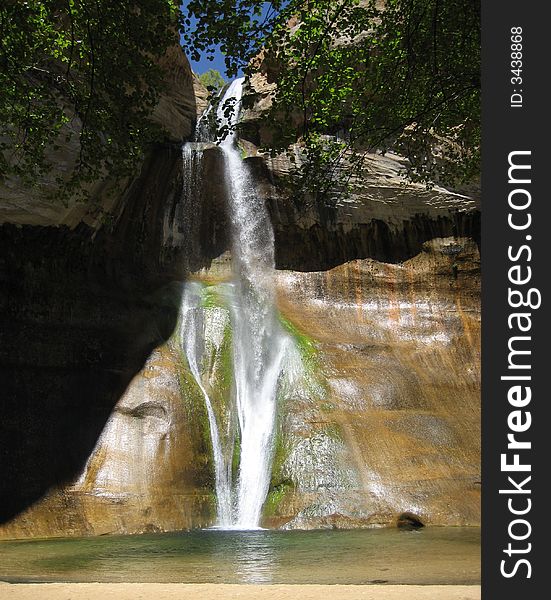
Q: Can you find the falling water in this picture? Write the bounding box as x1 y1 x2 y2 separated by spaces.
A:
218 79 289 529
178 144 203 261
179 78 288 529
179 283 233 526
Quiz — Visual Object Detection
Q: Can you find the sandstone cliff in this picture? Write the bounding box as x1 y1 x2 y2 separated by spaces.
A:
0 48 480 537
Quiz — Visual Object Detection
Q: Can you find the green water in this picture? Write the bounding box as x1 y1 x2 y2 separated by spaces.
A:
0 527 480 585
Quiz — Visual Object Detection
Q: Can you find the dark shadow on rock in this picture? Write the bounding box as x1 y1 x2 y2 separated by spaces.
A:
245 156 481 271
0 138 230 525
0 222 180 525
270 212 481 271
396 512 425 530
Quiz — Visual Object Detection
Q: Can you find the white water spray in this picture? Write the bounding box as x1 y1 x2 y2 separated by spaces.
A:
217 79 289 529
179 282 233 527
179 79 289 529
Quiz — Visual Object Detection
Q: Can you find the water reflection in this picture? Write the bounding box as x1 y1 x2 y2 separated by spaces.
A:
233 532 276 584
0 528 480 585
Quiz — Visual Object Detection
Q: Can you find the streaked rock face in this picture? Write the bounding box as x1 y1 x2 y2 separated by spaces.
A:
0 237 480 536
0 50 480 537
267 238 480 528
0 345 213 538
0 235 479 537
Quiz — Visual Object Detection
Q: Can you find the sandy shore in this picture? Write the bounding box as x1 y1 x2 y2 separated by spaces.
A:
0 583 481 599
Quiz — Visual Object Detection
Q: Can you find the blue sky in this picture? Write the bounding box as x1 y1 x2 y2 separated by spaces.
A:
180 1 283 80
185 43 230 79
179 2 235 80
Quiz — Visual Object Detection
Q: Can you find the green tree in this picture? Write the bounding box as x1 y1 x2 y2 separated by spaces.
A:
1 1 480 199
0 0 180 197
182 0 480 192
199 68 226 91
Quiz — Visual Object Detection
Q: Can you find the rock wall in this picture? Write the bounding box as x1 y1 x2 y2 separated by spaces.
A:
0 234 480 537
0 56 480 537
0 43 201 230
0 344 213 538
0 46 214 536
268 238 480 528
250 151 480 270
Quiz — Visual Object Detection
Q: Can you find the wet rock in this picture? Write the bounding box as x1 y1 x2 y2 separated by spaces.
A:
0 51 480 536
264 238 480 529
0 232 480 536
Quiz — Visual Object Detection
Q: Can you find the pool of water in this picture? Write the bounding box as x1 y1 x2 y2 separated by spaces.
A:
0 527 480 585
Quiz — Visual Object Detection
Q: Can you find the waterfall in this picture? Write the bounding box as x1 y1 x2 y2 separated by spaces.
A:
179 78 288 529
178 144 203 261
218 79 289 529
179 282 233 527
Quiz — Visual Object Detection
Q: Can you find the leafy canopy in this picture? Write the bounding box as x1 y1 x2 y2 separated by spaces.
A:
182 0 480 190
1 1 480 199
0 0 179 197
198 69 227 91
